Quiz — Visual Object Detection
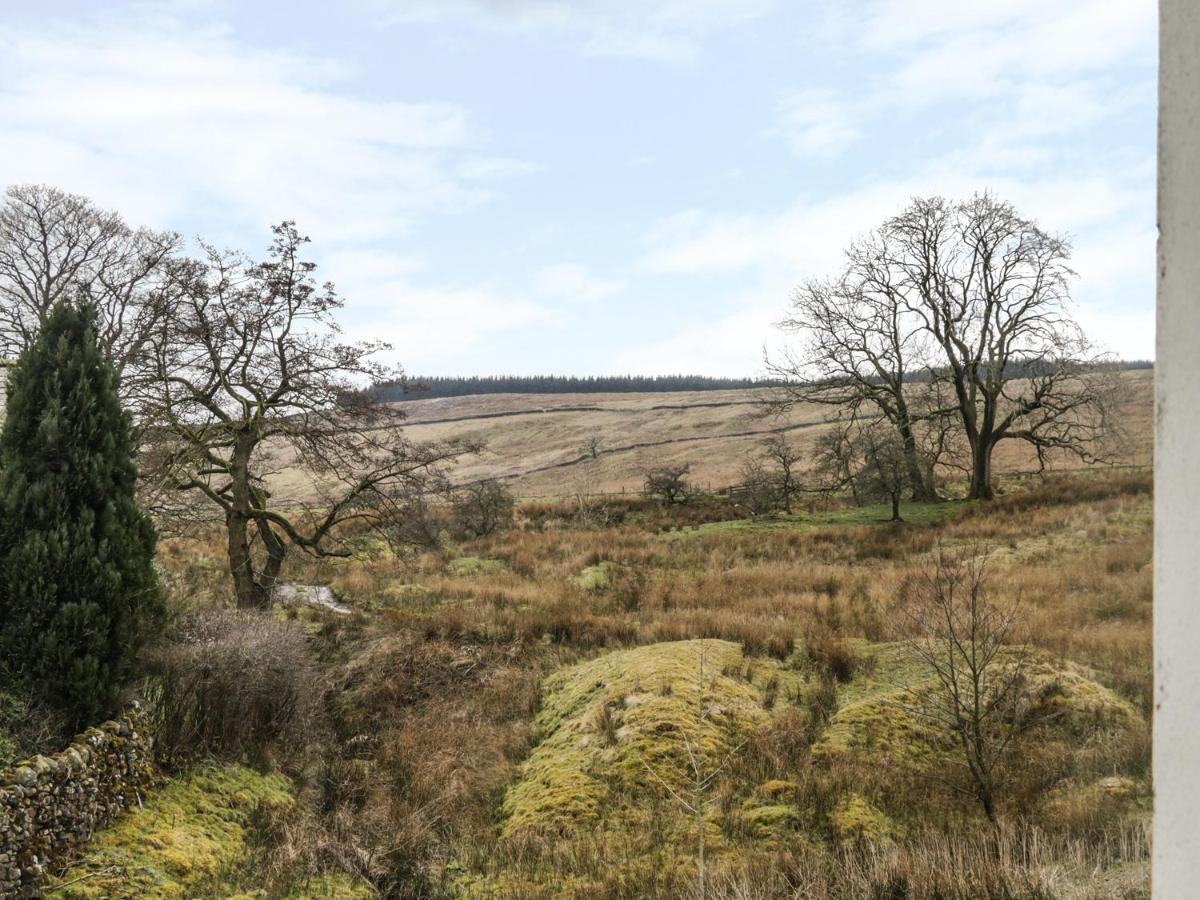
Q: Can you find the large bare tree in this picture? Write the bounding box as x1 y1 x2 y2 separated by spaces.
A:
767 235 939 501
0 184 180 384
774 193 1119 501
139 222 474 608
885 194 1120 499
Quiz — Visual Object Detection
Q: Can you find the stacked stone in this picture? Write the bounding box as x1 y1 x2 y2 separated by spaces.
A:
0 709 155 897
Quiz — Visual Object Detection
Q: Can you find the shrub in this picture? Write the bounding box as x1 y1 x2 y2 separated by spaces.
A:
643 463 692 504
453 479 515 538
0 299 163 724
145 610 321 767
805 630 860 683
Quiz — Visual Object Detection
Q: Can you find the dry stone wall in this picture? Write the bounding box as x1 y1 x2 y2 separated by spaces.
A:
0 708 154 897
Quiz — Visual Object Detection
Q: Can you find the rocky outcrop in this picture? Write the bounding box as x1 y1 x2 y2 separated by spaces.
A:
0 708 155 897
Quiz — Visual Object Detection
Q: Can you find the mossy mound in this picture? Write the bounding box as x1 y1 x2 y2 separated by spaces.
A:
830 794 907 843
447 556 507 576
1041 775 1150 831
44 764 294 899
813 644 1142 791
501 639 783 840
574 561 616 592
469 641 804 895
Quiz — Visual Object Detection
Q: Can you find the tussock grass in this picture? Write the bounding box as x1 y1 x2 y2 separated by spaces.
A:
141 472 1152 897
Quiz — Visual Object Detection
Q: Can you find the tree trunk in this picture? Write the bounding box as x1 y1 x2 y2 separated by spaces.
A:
227 510 269 608
256 515 286 603
979 784 998 827
890 493 902 522
226 436 274 608
897 411 937 502
967 442 995 500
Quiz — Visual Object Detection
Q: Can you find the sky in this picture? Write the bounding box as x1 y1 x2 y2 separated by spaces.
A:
0 0 1157 375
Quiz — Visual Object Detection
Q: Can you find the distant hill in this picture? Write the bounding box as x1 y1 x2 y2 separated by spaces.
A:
266 369 1153 501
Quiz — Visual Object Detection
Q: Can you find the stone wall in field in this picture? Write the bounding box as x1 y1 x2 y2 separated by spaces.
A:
0 708 155 897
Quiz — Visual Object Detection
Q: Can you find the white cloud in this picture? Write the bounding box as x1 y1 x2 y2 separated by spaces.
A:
772 89 861 157
781 0 1154 161
0 16 525 242
356 283 556 368
534 263 625 303
0 10 558 369
371 0 776 63
636 161 1154 363
326 249 558 368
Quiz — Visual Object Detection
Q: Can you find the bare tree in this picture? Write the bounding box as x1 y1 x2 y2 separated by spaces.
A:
453 478 515 538
766 243 939 501
812 419 928 521
737 434 806 515
897 548 1037 825
0 184 180 386
644 463 691 504
736 455 779 517
758 433 805 513
640 646 746 898
884 194 1121 499
138 222 476 608
771 193 1119 501
581 432 604 460
856 424 921 522
810 424 860 503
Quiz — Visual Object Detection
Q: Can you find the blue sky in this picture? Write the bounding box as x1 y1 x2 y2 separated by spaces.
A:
0 0 1156 375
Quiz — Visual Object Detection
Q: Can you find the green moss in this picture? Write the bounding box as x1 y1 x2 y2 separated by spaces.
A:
662 501 962 539
502 640 773 837
830 794 907 842
380 583 433 604
224 873 378 899
574 562 615 592
486 639 806 896
736 803 802 841
447 556 507 576
44 764 294 899
813 644 1143 788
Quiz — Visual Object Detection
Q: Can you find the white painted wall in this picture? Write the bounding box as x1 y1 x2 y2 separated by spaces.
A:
1155 0 1200 893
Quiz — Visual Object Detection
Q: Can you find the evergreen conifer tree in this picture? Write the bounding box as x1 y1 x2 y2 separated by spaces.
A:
0 298 163 723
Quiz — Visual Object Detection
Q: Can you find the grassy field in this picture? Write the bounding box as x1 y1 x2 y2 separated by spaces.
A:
107 467 1152 898
24 371 1154 898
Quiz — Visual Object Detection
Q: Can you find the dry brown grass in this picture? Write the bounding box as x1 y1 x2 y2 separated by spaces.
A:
152 469 1152 897
257 370 1152 502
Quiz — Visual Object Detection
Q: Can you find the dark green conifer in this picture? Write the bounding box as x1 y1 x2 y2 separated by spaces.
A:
0 299 162 724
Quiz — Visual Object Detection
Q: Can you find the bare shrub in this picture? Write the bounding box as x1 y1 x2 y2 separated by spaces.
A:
896 546 1038 825
145 610 321 767
644 463 692 504
452 479 515 539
